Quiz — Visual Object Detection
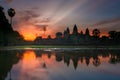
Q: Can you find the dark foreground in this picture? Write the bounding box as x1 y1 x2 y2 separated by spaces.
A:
0 48 120 80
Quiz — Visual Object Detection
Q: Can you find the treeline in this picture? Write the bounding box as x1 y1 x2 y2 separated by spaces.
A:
0 6 23 46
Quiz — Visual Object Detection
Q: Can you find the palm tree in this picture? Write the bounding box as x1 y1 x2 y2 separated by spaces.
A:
43 26 46 35
8 8 15 25
92 29 100 38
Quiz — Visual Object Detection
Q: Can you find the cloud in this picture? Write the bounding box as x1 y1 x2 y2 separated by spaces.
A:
13 10 40 32
17 10 40 21
15 9 51 25
39 18 50 23
94 17 120 26
4 0 14 3
13 9 53 39
35 24 48 31
89 17 120 34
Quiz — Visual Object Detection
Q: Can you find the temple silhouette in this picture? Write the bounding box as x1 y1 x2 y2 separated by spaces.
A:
34 24 120 45
0 6 120 46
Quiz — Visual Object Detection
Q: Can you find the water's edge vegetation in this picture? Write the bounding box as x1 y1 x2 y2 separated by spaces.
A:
0 45 120 50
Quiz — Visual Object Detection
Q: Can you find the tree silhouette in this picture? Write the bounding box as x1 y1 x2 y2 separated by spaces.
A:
47 35 51 39
56 32 62 39
43 26 47 35
115 32 120 41
0 6 14 45
108 31 116 39
92 29 100 38
0 50 20 80
8 8 15 25
0 6 23 46
0 6 12 32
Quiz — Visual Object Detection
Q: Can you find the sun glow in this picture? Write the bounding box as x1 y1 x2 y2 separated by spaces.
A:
18 25 55 41
21 32 54 41
23 33 36 41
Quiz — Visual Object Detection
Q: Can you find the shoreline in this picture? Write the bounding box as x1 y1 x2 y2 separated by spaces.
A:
0 45 120 50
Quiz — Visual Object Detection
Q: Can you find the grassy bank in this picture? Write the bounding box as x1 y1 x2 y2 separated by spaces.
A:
0 45 120 50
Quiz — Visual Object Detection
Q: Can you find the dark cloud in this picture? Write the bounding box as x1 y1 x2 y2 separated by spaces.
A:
13 9 40 31
100 22 120 31
90 17 120 33
94 17 120 25
15 10 40 23
14 9 50 33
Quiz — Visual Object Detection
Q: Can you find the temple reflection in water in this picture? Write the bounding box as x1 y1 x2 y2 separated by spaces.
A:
0 49 120 80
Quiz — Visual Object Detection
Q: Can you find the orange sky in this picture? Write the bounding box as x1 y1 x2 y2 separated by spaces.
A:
19 27 108 41
19 27 55 41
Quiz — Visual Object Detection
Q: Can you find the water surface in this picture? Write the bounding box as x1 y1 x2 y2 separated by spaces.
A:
0 49 120 80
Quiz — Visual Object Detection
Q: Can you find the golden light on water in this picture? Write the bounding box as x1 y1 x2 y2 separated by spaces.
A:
21 51 39 70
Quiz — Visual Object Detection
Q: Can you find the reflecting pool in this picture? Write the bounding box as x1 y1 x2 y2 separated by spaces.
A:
0 49 120 80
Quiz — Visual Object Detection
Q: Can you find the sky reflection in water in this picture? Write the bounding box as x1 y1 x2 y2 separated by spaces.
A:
1 49 120 80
